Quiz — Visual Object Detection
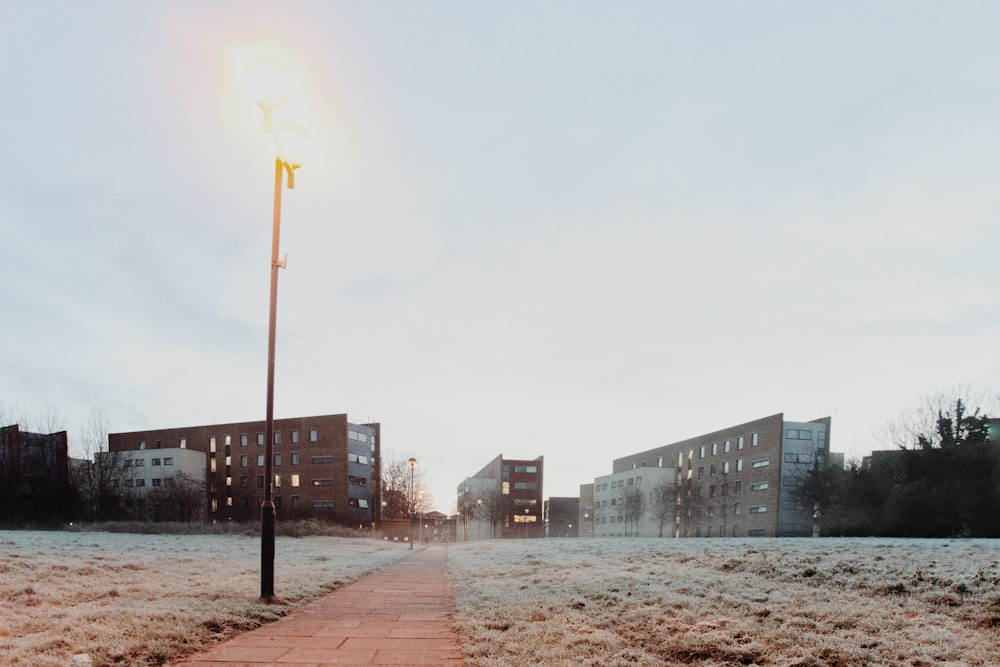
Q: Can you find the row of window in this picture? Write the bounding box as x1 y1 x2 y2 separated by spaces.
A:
122 478 176 487
785 429 825 441
597 475 642 492
676 433 760 466
226 453 375 468
140 428 324 451
227 474 371 490
123 457 174 467
209 496 370 512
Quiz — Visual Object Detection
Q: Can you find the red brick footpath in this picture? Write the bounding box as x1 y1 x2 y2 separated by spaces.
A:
171 545 464 666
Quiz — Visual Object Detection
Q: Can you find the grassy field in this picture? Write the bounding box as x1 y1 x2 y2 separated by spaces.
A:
1 531 998 666
447 538 1000 666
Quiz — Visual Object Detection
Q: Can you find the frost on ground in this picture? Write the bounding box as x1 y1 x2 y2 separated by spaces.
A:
0 530 410 667
448 538 1000 667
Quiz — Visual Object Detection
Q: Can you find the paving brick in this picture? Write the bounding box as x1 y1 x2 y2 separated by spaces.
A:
169 546 464 666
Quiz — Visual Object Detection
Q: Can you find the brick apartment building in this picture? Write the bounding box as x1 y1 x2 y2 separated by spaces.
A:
459 454 544 538
612 413 838 538
109 414 380 526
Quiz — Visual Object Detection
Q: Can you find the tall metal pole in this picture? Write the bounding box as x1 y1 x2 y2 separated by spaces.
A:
261 157 285 600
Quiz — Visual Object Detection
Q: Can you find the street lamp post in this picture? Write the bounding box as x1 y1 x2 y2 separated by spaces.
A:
248 54 313 601
524 507 530 538
408 457 416 549
476 498 482 539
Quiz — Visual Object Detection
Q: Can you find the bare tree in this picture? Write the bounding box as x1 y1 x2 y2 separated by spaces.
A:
145 473 206 522
474 482 506 538
72 407 136 522
380 452 429 519
619 484 644 536
648 477 675 538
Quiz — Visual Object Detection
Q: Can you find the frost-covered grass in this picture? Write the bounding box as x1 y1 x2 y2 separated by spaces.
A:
0 530 411 666
448 538 1000 667
4 532 999 667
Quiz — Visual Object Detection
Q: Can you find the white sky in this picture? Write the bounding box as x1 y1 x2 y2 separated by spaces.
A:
2 2 999 513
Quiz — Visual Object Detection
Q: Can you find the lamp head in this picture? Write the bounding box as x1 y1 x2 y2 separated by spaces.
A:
408 457 417 469
272 121 315 170
245 54 294 119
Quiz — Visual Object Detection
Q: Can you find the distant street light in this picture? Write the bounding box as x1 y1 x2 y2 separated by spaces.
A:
408 458 416 550
524 507 530 538
419 491 425 544
247 53 314 601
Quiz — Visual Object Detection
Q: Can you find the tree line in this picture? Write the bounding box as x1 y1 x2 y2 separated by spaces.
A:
801 397 1000 537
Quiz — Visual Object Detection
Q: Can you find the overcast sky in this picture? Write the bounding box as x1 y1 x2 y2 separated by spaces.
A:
3 2 999 513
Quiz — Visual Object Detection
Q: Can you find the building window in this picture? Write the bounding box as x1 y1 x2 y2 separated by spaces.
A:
697 467 704 479
240 455 248 467
348 453 369 465
163 457 174 465
737 459 744 472
723 461 730 474
226 497 233 507
257 475 265 488
750 506 767 513
752 460 770 468
211 499 218 513
240 434 248 447
502 482 510 494
709 485 716 497
699 446 706 458
514 482 537 490
257 454 264 466
349 475 368 487
734 481 742 494
291 474 300 487
752 433 759 447
313 501 334 508
737 436 744 449
210 437 216 453
309 429 318 442
274 432 281 445
139 441 146 450
179 438 186 449
225 476 232 487
136 479 146 487
749 528 766 536
711 443 718 456
751 482 769 491
313 478 334 486
275 475 281 487
710 464 717 477
291 430 299 443
274 453 281 466
257 433 264 446
291 496 299 508
152 478 161 487
733 503 741 515
514 465 538 473
312 456 333 464
241 476 248 488
291 452 299 465
210 459 217 473
724 439 731 453
135 459 144 467
151 458 161 466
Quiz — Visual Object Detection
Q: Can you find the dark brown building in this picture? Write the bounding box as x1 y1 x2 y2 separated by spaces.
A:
0 425 71 527
109 414 380 526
